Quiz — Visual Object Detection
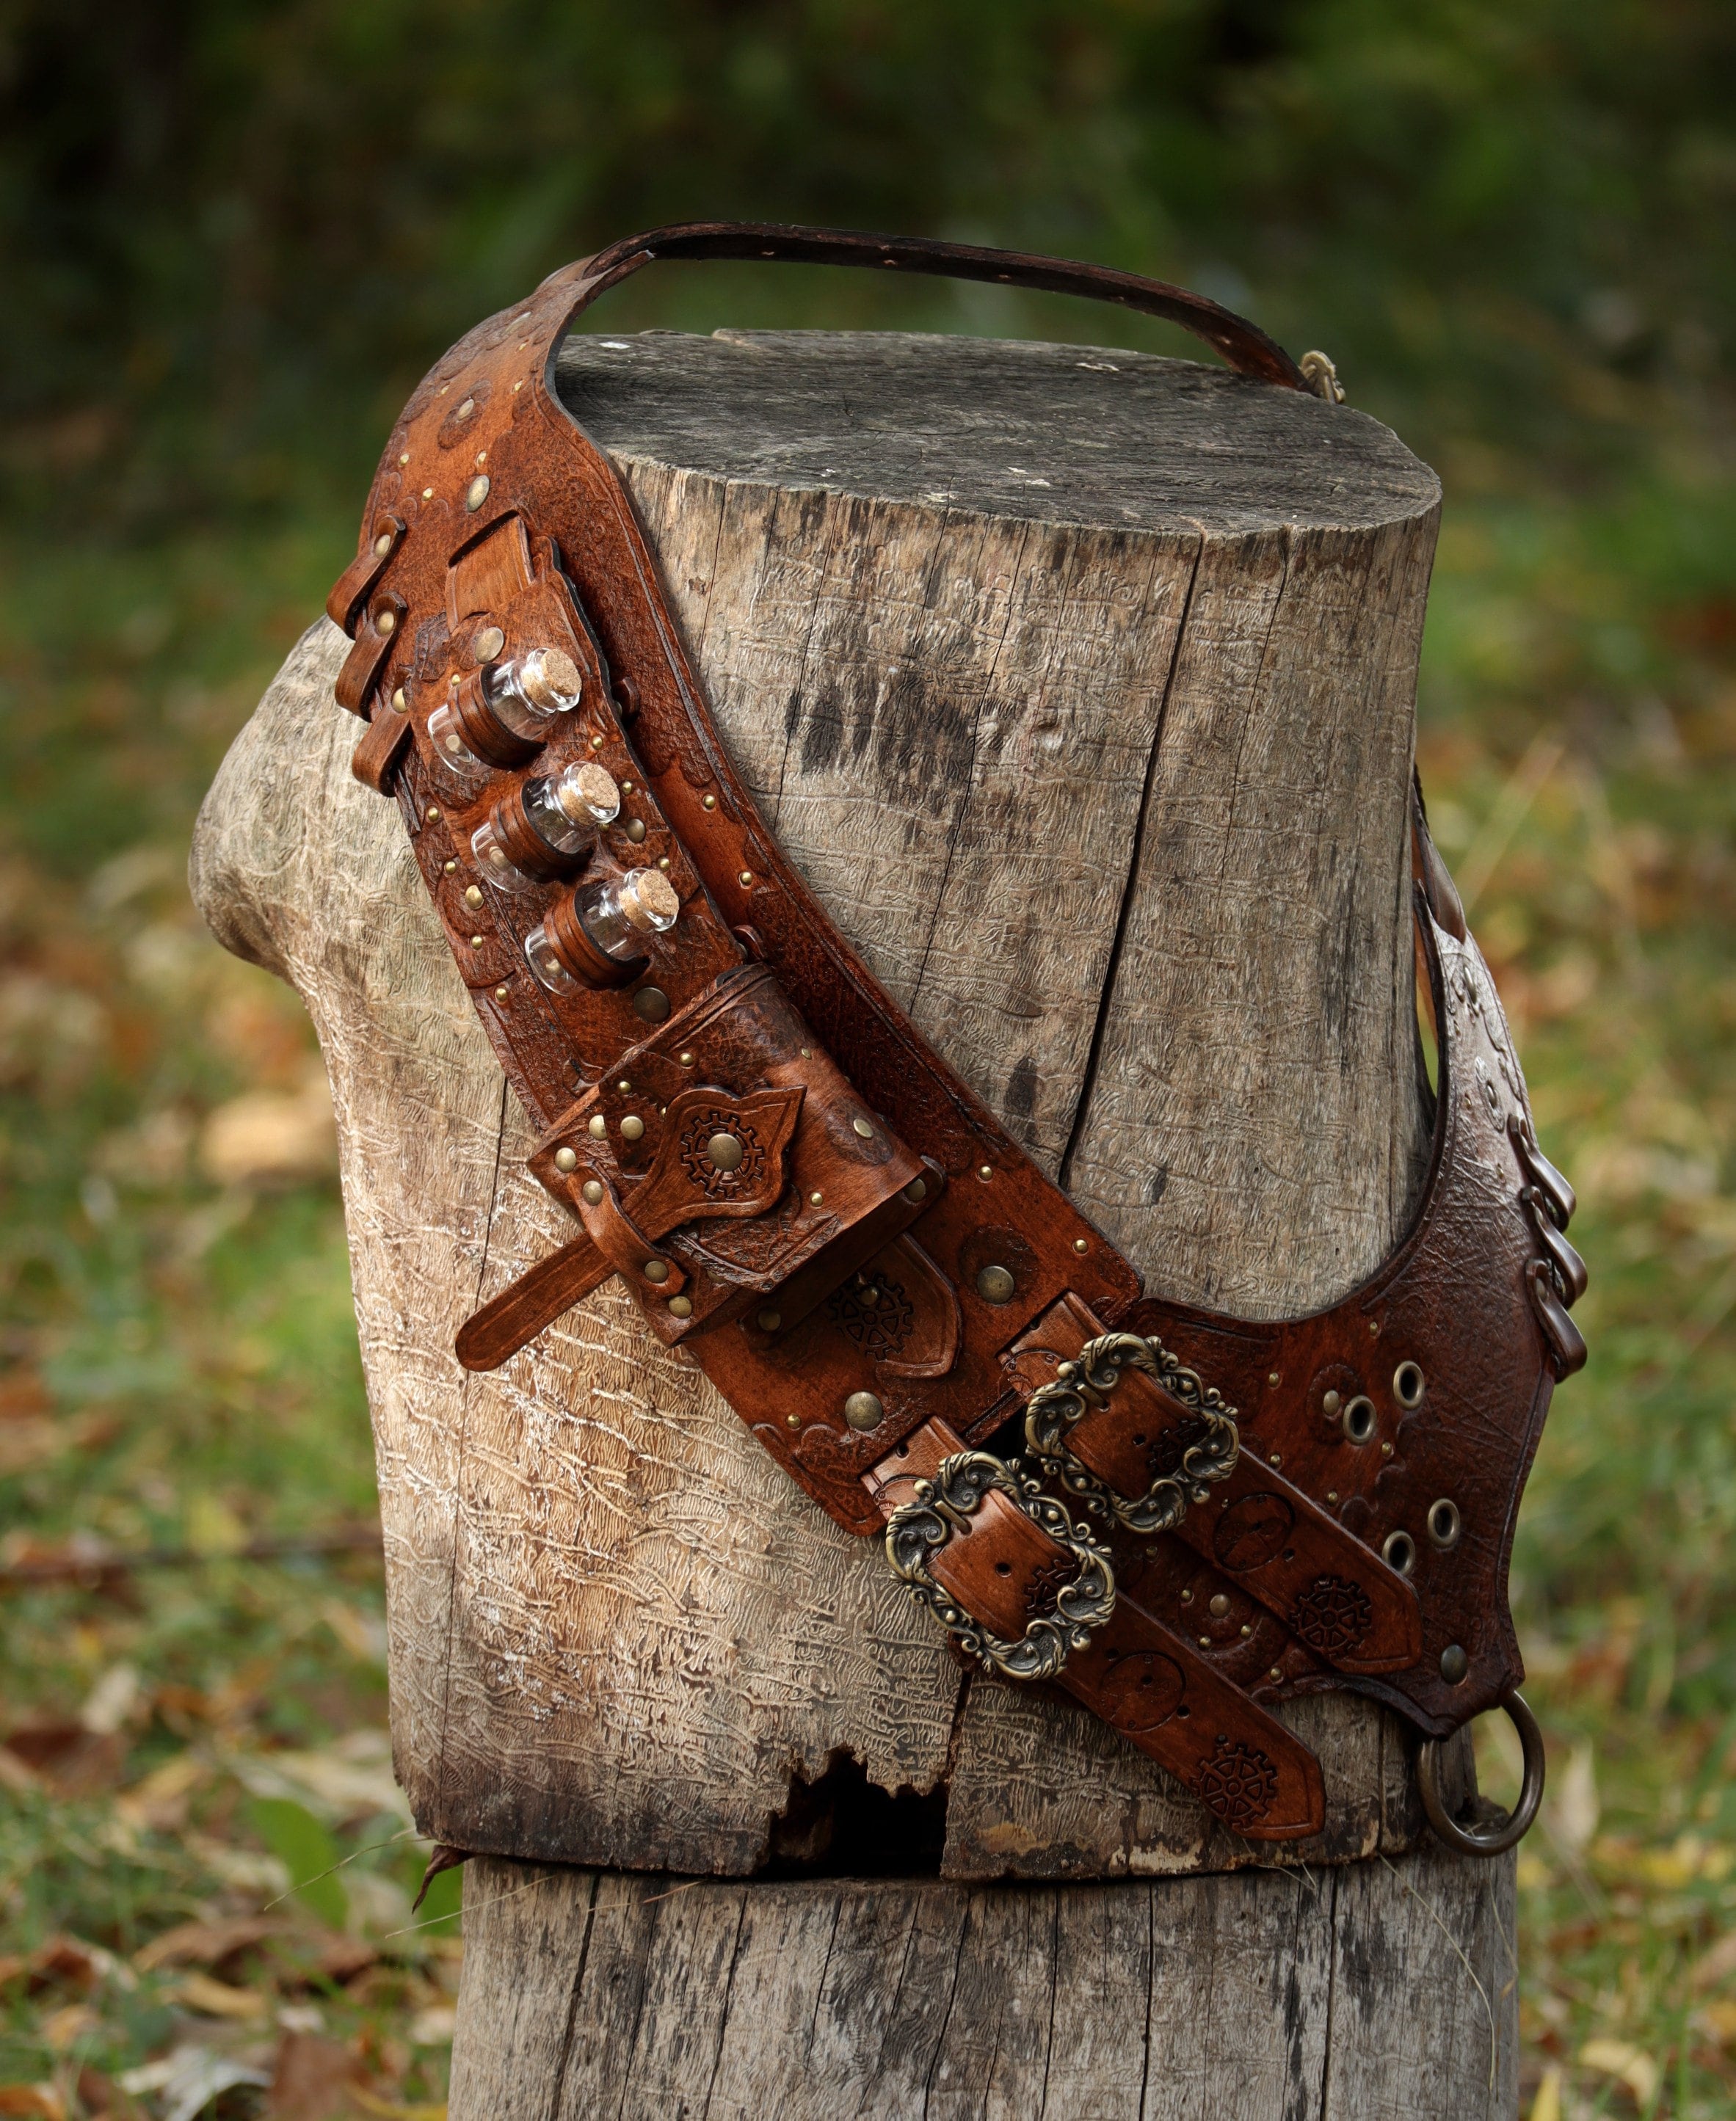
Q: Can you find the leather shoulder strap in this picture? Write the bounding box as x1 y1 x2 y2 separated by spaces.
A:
323 226 1581 1846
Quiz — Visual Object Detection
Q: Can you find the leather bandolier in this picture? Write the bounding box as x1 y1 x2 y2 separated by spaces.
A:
326 224 1586 1848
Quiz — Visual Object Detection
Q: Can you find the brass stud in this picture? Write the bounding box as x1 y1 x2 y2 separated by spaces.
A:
464 884 484 909
473 625 505 663
581 1180 604 1206
1199 1635 1211 1648
707 1132 744 1172
494 985 509 1003
553 1147 578 1173
425 807 441 822
809 1190 824 1207
392 686 408 713
590 733 606 749
702 794 717 811
1270 1667 1283 1683
625 818 647 844
977 1165 993 1182
457 396 476 420
1240 1624 1252 1637
1368 1318 1381 1336
785 1412 801 1428
620 1116 645 1142
1381 1440 1395 1457
976 1264 1014 1305
587 1115 608 1139
632 987 669 1023
512 379 523 392
442 859 457 874
643 1259 669 1284
799 1047 813 1058
668 1295 693 1319
844 1391 885 1433
1208 1593 1230 1618
1439 1644 1469 1685
1072 1237 1088 1254
466 474 490 512
1180 1590 1194 1605
1267 1371 1281 1386
904 1178 928 1204
678 1051 694 1067
657 856 672 871
756 1309 782 1333
738 870 753 887
617 1079 631 1093
422 487 434 499
852 1116 875 1139
469 934 485 948
374 531 394 557
398 451 410 465
1269 1452 1282 1468
1326 1491 1338 1504
374 608 396 635
1323 1390 1341 1416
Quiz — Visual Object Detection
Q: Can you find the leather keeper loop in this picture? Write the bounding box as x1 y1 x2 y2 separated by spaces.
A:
450 668 543 769
488 779 589 881
545 884 639 987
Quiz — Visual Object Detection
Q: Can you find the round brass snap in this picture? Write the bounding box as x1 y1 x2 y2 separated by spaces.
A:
707 1132 744 1172
844 1391 885 1432
976 1264 1015 1305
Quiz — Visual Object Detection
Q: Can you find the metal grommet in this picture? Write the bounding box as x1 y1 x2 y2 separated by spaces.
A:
1393 1360 1426 1409
1342 1394 1376 1444
1416 1691 1545 1858
1381 1528 1416 1577
1427 1498 1462 1551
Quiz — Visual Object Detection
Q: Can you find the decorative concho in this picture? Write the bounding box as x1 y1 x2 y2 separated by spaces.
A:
1288 1574 1374 1659
1195 1734 1280 1832
885 1450 1115 1681
676 1104 769 1198
1023 1331 1240 1535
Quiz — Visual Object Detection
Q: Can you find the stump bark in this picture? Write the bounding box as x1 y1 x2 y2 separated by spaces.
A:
192 329 1517 2115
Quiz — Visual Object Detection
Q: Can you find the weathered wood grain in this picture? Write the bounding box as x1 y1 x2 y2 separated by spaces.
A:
447 1838 1516 2120
192 330 1442 1877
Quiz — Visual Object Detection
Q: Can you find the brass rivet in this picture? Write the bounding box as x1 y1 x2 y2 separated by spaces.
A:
625 818 647 843
1240 1625 1252 1637
809 1190 824 1207
620 1116 645 1142
398 451 410 465
617 1079 631 1093
1270 1667 1283 1683
1072 1237 1088 1254
587 1115 608 1139
852 1116 874 1139
553 1147 578 1173
581 1180 604 1206
657 856 672 871
1326 1490 1338 1504
756 1309 782 1333
512 379 523 392
1368 1318 1381 1336
632 987 669 1022
976 1264 1015 1305
374 608 396 636
904 1178 928 1204
668 1295 693 1319
422 487 433 499
620 779 634 795
457 396 476 420
844 1391 885 1433
374 531 394 556
425 806 441 822
1180 1590 1194 1605
464 884 484 909
785 1412 801 1428
643 1259 669 1284
707 1132 744 1172
469 934 485 947
1199 1636 1211 1649
1440 1644 1469 1684
466 474 490 512
1208 1593 1230 1618
473 625 505 663
799 1047 813 1058
738 870 753 887
494 985 509 1003
392 686 408 713
1381 1441 1394 1456
1269 1452 1282 1467
442 859 457 874
1323 1390 1341 1416
590 733 606 749
702 794 717 811
678 1051 694 1067
977 1165 993 1182
1268 1371 1281 1386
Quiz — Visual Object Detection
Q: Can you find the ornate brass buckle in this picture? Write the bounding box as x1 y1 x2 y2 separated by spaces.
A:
885 1450 1115 1681
1023 1331 1240 1534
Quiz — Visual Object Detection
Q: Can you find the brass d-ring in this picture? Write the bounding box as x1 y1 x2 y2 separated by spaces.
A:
1416 1692 1545 1857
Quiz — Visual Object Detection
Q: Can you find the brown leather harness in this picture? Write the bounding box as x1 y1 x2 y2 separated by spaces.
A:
326 223 1585 1850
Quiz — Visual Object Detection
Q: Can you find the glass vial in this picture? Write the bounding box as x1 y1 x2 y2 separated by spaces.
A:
426 702 488 785
576 867 680 962
484 647 583 738
471 763 621 893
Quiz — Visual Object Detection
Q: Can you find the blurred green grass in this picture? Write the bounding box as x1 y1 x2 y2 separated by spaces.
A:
1 1 1733 2113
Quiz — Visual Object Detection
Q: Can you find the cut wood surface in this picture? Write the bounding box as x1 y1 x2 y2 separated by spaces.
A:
448 1839 1516 2120
192 329 1446 1881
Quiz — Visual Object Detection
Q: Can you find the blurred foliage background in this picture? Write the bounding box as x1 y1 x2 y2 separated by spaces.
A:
1 2 1733 2116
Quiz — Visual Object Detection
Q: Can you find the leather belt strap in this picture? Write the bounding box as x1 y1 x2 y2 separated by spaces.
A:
324 222 1584 1844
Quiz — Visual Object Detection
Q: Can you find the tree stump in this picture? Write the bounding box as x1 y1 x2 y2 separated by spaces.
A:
192 329 1517 2115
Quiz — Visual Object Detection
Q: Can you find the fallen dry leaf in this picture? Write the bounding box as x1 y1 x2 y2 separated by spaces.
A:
39 2002 101 2053
134 1916 288 1976
268 2031 365 2121
1693 1999 1736 2045
0 1724 123 1798
0 2087 63 2120
1579 2037 1660 2106
200 1067 335 1187
1691 1927 1736 1990
1528 2068 1562 2121
167 1971 269 2020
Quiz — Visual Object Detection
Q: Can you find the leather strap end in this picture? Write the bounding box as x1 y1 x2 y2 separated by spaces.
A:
455 1235 613 1371
353 703 415 793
